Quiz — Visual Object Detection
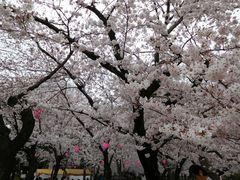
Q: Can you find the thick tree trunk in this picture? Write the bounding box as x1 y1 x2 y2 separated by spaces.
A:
0 155 16 180
25 144 38 180
0 108 35 180
51 155 63 180
137 148 160 180
0 115 13 180
133 108 161 180
103 149 112 180
174 158 187 180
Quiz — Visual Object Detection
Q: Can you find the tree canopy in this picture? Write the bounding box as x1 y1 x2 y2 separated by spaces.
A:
0 0 240 179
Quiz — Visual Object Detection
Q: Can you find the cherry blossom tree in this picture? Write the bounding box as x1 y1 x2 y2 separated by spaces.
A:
0 105 35 179
1 0 240 180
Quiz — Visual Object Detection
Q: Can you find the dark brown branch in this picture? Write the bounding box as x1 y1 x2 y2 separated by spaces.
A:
160 135 180 148
36 42 95 107
13 112 19 135
5 6 128 83
0 115 10 138
12 108 35 154
34 13 128 82
139 80 161 99
167 16 183 34
82 50 100 60
7 49 73 107
165 0 171 25
58 85 94 137
207 150 223 159
100 62 128 83
201 106 214 118
133 108 145 136
85 5 121 57
33 16 75 43
106 5 117 21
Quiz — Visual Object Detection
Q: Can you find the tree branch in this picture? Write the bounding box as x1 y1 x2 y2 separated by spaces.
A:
12 108 35 154
167 16 183 34
139 80 161 99
33 16 75 43
7 49 73 107
36 42 95 108
58 84 94 138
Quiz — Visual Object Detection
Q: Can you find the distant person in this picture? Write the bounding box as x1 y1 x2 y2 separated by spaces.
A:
35 177 43 180
99 173 104 180
189 164 208 180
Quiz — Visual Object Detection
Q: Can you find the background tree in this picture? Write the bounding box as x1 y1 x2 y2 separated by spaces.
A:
1 0 240 180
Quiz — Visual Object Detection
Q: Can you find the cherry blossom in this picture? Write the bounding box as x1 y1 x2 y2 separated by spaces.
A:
0 0 240 179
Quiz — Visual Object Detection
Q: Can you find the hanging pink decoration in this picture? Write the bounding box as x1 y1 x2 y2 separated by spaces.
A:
33 107 43 120
161 159 168 165
74 146 80 153
136 160 141 167
101 142 110 151
65 152 70 158
100 160 104 165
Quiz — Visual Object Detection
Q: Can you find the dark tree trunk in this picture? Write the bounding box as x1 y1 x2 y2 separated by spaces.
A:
175 158 187 180
51 155 63 180
0 155 16 180
103 149 112 180
25 144 38 180
137 148 160 180
0 108 35 180
133 108 161 180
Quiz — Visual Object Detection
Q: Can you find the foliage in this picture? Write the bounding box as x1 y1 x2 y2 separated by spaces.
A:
0 0 240 179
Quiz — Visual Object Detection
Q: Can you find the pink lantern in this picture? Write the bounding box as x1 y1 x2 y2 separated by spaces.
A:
100 160 104 165
101 142 110 151
65 152 70 158
161 159 168 165
33 108 43 120
136 160 141 167
74 146 80 153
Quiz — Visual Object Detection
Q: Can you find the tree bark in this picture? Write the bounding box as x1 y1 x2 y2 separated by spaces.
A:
0 108 35 180
51 155 63 180
133 108 161 180
175 158 187 180
136 148 160 180
103 150 112 180
25 144 38 180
